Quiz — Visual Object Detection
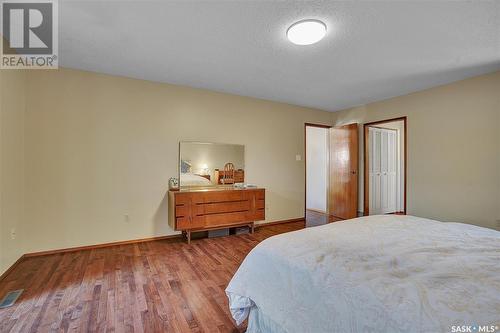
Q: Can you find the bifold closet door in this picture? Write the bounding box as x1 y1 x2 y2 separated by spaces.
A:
369 128 397 215
384 130 397 214
369 128 381 214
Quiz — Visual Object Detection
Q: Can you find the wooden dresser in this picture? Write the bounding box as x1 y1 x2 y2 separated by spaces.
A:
168 187 265 243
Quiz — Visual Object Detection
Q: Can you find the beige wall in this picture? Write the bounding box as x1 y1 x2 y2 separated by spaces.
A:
22 68 331 254
0 70 27 274
333 71 500 230
1 68 499 276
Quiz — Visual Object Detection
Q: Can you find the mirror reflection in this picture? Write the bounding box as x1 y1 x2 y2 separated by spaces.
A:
179 142 245 187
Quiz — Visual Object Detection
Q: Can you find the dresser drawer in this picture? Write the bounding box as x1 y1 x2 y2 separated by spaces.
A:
174 193 192 205
190 190 246 204
176 216 204 230
175 205 190 218
255 189 265 200
254 209 265 221
194 200 251 215
202 211 252 227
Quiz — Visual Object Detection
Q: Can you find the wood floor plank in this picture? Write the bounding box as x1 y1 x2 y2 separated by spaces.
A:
0 221 305 332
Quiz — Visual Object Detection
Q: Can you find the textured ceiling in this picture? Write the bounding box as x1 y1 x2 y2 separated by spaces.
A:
60 1 500 112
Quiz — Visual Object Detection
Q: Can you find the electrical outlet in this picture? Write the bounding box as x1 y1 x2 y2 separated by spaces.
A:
124 214 130 223
10 228 16 240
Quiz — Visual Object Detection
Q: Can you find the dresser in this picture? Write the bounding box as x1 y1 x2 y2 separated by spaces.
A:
168 187 265 243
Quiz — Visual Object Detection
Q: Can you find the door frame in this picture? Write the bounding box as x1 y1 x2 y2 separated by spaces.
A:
304 123 332 219
363 116 407 216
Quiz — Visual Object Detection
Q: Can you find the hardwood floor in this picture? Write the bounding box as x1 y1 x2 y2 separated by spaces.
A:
0 222 304 333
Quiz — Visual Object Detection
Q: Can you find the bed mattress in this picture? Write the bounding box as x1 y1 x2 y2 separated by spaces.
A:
226 215 500 333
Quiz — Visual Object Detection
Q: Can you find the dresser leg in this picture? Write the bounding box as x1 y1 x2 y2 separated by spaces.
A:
187 230 191 244
250 223 255 234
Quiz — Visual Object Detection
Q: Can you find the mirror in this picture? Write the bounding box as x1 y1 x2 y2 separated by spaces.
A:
179 142 245 187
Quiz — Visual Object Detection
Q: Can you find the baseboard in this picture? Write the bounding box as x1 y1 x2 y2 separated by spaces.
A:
0 217 304 283
359 211 407 217
16 219 304 259
256 217 305 228
306 208 327 214
2 235 183 282
0 256 26 283
23 234 183 258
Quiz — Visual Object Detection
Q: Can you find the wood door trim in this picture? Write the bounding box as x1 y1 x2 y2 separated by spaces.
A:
304 122 332 129
304 123 332 219
369 125 397 131
363 116 407 216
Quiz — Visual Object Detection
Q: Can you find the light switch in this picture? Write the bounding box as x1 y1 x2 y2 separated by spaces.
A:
295 154 302 161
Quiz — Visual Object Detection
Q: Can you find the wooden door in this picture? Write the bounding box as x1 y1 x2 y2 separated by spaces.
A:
329 123 359 219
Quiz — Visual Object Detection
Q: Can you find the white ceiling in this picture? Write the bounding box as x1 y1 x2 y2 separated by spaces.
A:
60 1 500 112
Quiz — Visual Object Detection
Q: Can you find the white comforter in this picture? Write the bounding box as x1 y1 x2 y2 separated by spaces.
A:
226 215 500 333
180 173 212 186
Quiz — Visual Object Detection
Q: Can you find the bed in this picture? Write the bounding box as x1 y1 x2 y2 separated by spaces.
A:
180 173 212 186
226 215 500 333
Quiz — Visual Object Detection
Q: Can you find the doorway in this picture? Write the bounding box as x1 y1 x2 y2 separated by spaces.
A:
305 124 330 216
363 117 407 216
305 123 358 226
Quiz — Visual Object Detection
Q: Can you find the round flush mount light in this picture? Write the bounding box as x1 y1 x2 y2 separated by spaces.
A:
287 19 327 45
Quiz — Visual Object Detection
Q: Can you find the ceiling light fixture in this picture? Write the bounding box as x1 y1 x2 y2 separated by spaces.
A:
287 19 327 45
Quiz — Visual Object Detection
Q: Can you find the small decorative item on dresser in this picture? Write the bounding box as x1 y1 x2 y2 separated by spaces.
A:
168 177 179 191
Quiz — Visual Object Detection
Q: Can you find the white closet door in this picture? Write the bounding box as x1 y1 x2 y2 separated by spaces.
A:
380 130 389 214
369 127 397 215
369 128 381 214
384 130 397 214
